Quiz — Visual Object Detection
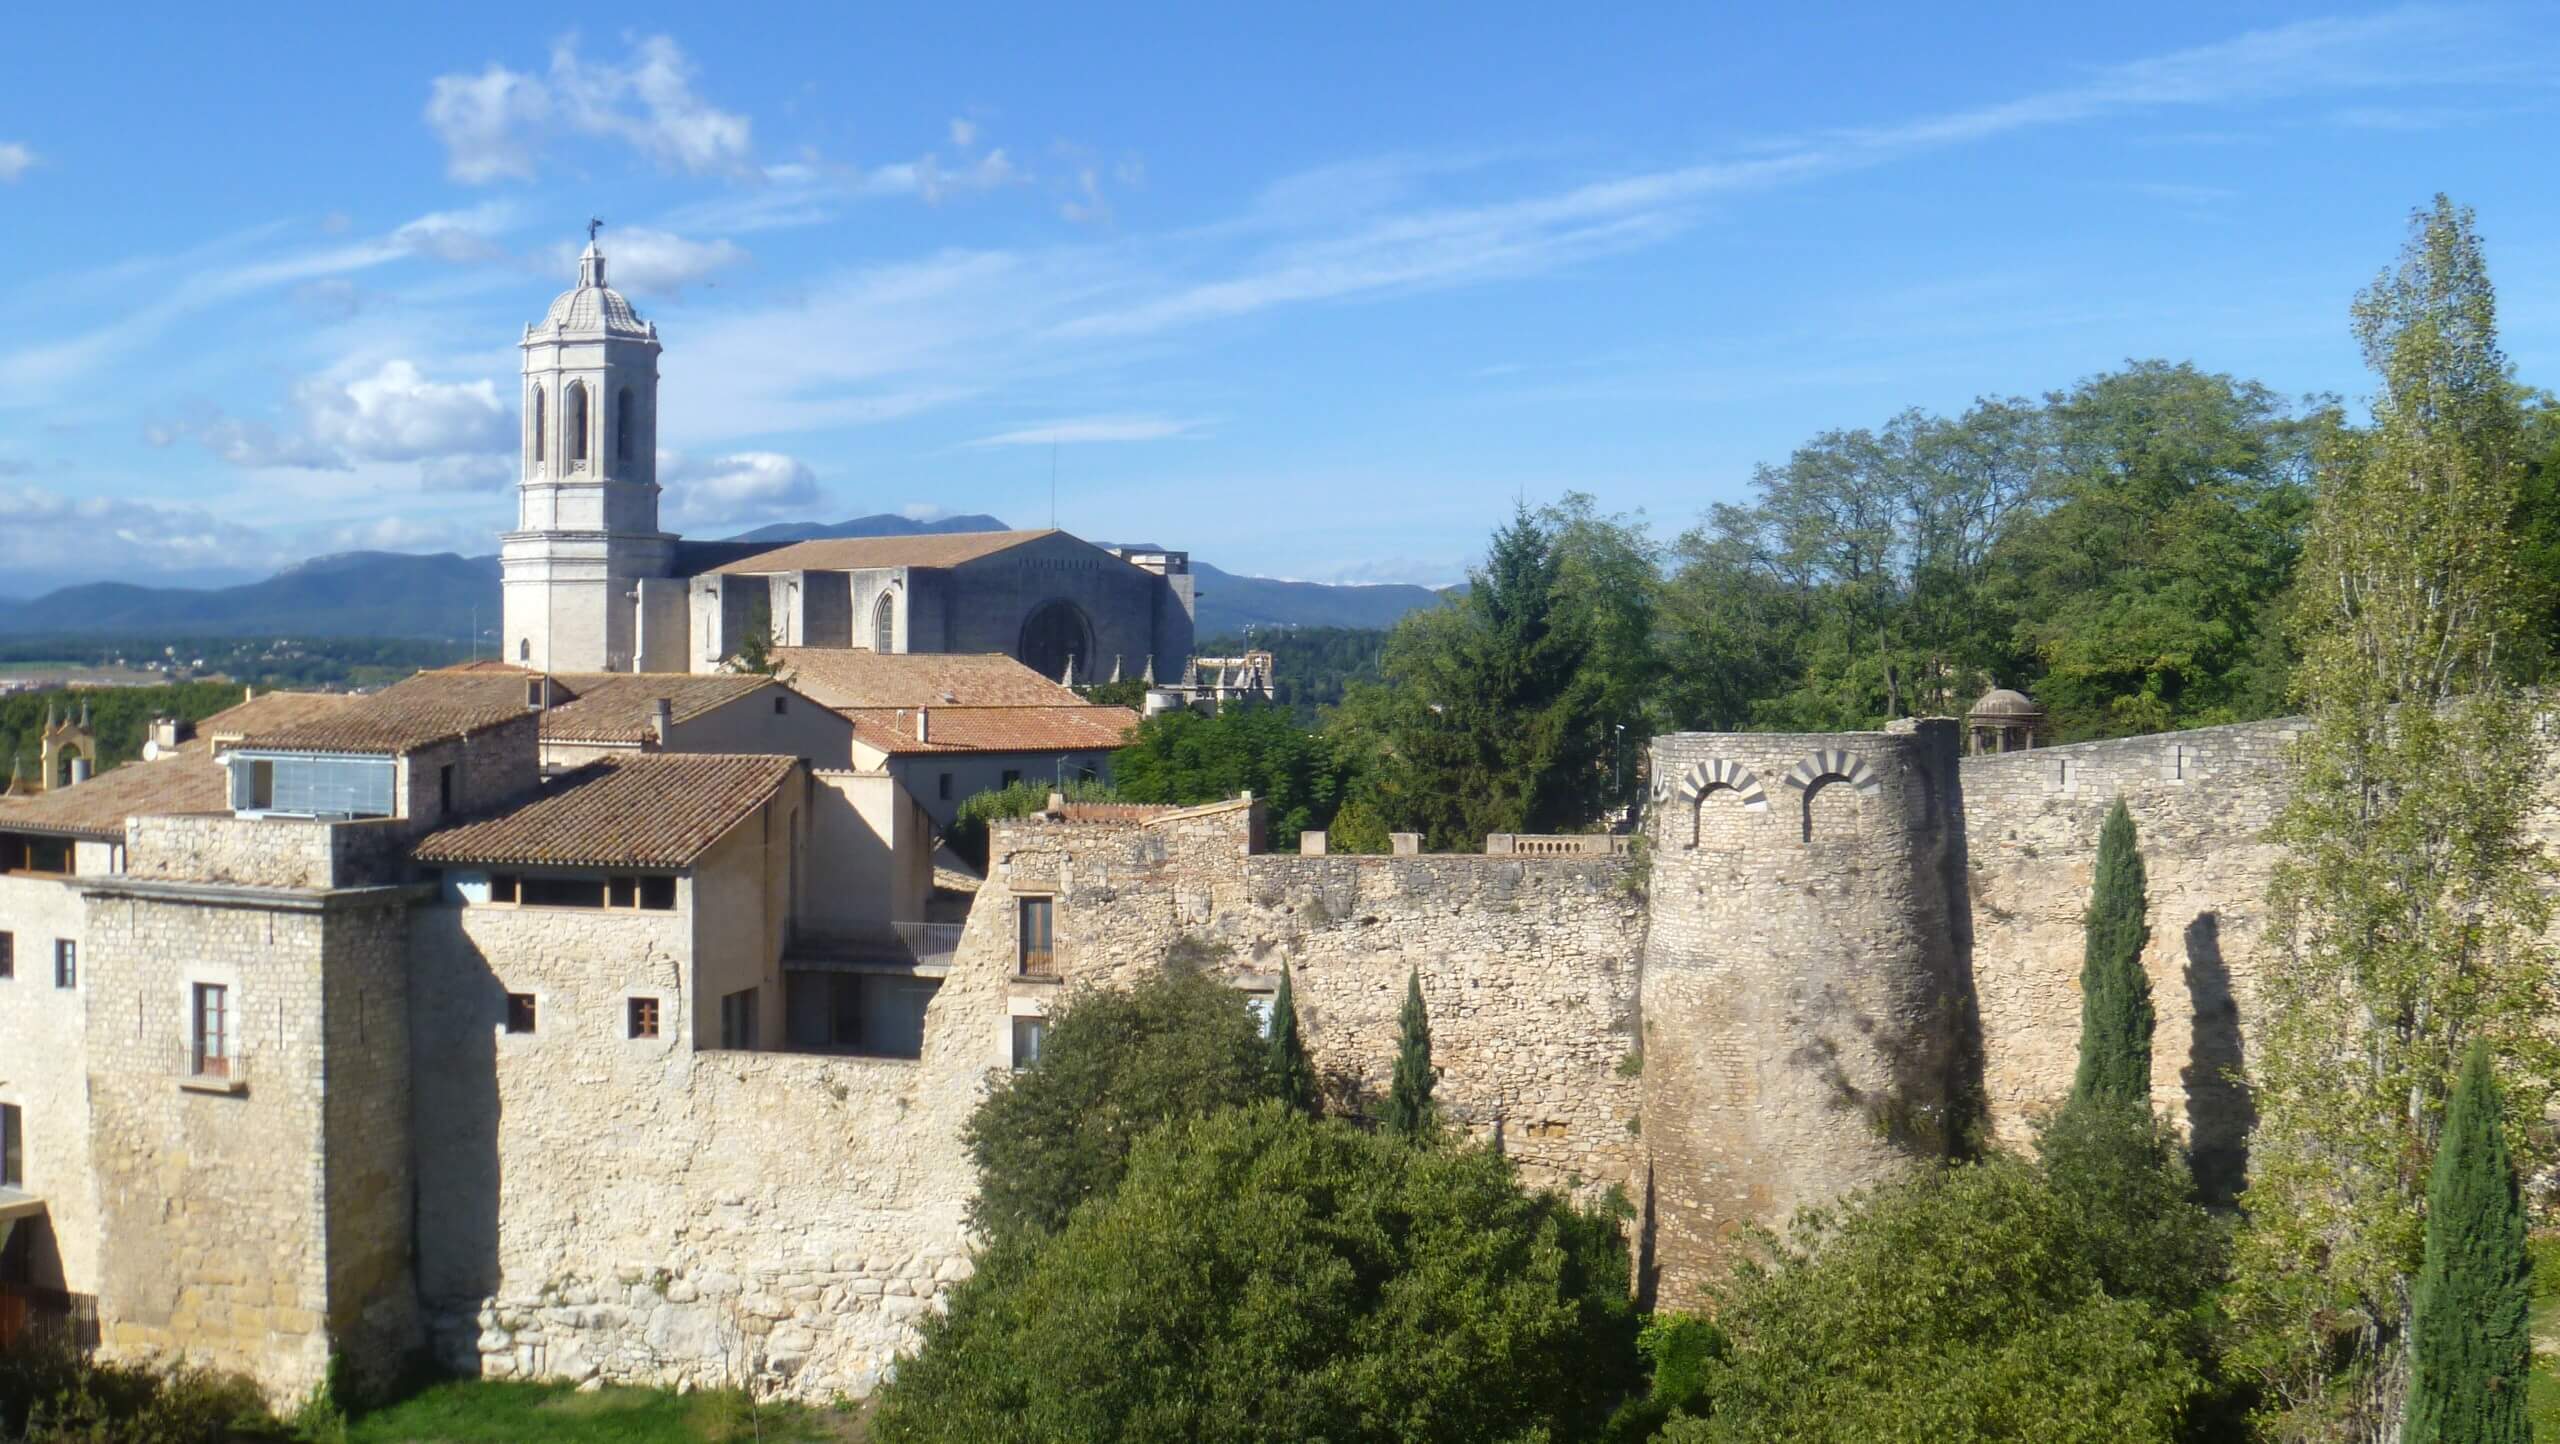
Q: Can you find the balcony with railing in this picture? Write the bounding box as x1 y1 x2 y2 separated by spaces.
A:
785 920 963 972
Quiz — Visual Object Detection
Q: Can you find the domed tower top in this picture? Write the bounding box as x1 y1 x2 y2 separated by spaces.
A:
1965 685 2045 755
529 240 657 342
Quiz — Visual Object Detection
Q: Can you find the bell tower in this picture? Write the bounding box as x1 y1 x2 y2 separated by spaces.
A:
500 231 674 672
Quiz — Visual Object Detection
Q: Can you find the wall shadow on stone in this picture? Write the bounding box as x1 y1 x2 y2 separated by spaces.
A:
2181 911 2254 1207
1935 758 1989 1159
408 916 503 1361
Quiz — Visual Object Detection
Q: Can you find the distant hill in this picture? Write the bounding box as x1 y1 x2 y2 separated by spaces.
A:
0 518 1447 639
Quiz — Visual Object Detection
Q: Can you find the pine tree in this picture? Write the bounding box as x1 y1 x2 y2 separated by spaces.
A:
2405 1040 2532 1444
2070 799 2153 1107
1381 969 1438 1139
1267 967 1319 1116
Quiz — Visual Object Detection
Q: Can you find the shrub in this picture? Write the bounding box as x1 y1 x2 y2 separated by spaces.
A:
939 777 1118 870
876 1102 1641 1443
962 967 1277 1242
0 1332 288 1444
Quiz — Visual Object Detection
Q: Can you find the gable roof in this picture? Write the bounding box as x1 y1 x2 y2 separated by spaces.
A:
199 690 362 746
233 672 550 755
702 530 1058 575
414 753 797 869
538 673 783 744
0 741 230 838
774 650 1083 709
845 705 1139 757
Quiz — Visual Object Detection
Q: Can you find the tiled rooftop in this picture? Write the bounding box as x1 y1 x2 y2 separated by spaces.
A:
234 672 552 755
774 650 1084 709
198 690 361 745
0 740 229 838
844 705 1140 756
539 673 779 744
703 530 1057 575
414 752 798 869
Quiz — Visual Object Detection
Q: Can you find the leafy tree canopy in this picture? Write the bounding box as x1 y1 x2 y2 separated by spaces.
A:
1111 702 1358 848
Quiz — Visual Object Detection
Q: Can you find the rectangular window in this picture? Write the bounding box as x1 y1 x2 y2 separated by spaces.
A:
784 971 937 1058
192 983 231 1078
608 876 637 909
937 772 952 801
638 876 677 910
439 764 456 816
504 993 538 1035
627 997 660 1040
1 1103 19 1189
1010 1016 1047 1070
53 940 75 990
773 695 789 715
518 875 606 908
489 873 520 904
1018 896 1055 975
19 837 72 876
250 759 275 810
720 988 759 1050
1001 768 1023 788
0 932 13 980
233 754 394 817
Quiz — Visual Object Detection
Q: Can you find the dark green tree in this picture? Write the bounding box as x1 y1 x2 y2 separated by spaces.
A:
875 1103 1641 1444
2071 799 2154 1107
720 591 789 679
1266 966 1319 1116
2404 1040 2531 1444
1112 702 1359 849
961 968 1274 1242
1381 969 1437 1139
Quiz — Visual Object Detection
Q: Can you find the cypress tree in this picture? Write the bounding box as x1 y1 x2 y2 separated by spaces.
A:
1381 969 1438 1139
1267 966 1319 1116
2405 1040 2531 1444
2070 798 2153 1107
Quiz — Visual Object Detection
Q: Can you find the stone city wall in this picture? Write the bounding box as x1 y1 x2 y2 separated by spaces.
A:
979 801 1650 1195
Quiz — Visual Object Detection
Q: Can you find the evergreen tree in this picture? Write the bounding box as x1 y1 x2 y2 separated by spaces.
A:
2070 799 2153 1107
2405 1041 2532 1444
1381 969 1437 1139
2232 197 2556 1427
1266 966 1319 1116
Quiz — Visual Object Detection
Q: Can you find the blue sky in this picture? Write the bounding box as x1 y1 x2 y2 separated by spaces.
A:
2 4 2556 594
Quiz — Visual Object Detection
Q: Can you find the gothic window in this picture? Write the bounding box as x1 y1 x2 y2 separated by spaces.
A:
616 386 634 464
566 382 590 465
528 386 546 470
1018 599 1093 684
872 590 897 653
518 639 531 662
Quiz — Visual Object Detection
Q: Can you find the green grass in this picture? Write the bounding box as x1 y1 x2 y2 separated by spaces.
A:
345 1379 858 1444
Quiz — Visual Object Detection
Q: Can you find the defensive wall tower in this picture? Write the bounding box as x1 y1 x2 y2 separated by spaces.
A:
1639 720 1973 1305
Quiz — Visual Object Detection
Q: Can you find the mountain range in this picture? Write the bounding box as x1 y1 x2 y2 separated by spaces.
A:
0 514 1446 641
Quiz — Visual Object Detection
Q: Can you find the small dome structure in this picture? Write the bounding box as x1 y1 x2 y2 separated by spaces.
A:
1965 685 2044 755
534 243 655 339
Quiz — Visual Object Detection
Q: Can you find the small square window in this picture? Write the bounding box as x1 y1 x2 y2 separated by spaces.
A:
54 939 76 989
937 772 953 801
639 876 677 910
608 876 637 909
628 996 660 1039
490 874 519 904
504 993 538 1034
1010 1016 1047 1070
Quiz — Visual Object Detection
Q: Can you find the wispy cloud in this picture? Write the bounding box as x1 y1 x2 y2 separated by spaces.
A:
427 34 753 184
0 142 33 182
968 415 1207 447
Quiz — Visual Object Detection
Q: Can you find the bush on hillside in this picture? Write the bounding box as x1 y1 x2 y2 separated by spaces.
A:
961 966 1276 1242
876 1102 1641 1444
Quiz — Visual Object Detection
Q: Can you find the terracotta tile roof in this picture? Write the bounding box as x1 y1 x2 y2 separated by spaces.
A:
0 740 229 838
776 650 1083 710
234 672 551 755
434 659 539 674
414 753 797 869
702 530 1057 575
539 673 778 744
846 705 1139 756
199 690 362 746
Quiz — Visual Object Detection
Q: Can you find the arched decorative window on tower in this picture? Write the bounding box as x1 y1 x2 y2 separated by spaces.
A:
872 590 897 653
528 386 546 471
616 386 634 464
566 382 590 466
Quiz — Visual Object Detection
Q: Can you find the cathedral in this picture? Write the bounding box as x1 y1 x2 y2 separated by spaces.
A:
499 239 1196 684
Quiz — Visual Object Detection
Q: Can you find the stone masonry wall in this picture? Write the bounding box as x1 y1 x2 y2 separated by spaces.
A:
0 873 96 1303
978 802 1649 1195
1640 724 1971 1306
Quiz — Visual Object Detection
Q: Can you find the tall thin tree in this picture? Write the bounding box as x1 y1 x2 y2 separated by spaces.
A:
1267 966 1319 1116
2405 1041 2531 1444
2070 799 2153 1107
1382 969 1438 1139
2233 196 2556 1429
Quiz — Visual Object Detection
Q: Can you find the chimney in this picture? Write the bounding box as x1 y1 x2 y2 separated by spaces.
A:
68 757 91 786
915 707 930 744
649 697 672 747
149 715 191 753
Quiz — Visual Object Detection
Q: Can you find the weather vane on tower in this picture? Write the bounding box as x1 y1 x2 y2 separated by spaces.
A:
587 217 604 244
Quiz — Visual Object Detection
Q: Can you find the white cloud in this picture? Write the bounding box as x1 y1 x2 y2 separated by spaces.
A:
948 118 978 149
661 449 821 526
427 35 753 184
152 360 509 475
322 513 492 554
420 455 514 492
918 147 1020 204
0 483 290 578
0 142 33 182
968 415 1205 447
393 202 520 263
900 502 951 522
557 226 746 293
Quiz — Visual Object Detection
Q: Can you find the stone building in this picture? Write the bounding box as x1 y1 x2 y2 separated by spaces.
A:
498 242 1194 680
